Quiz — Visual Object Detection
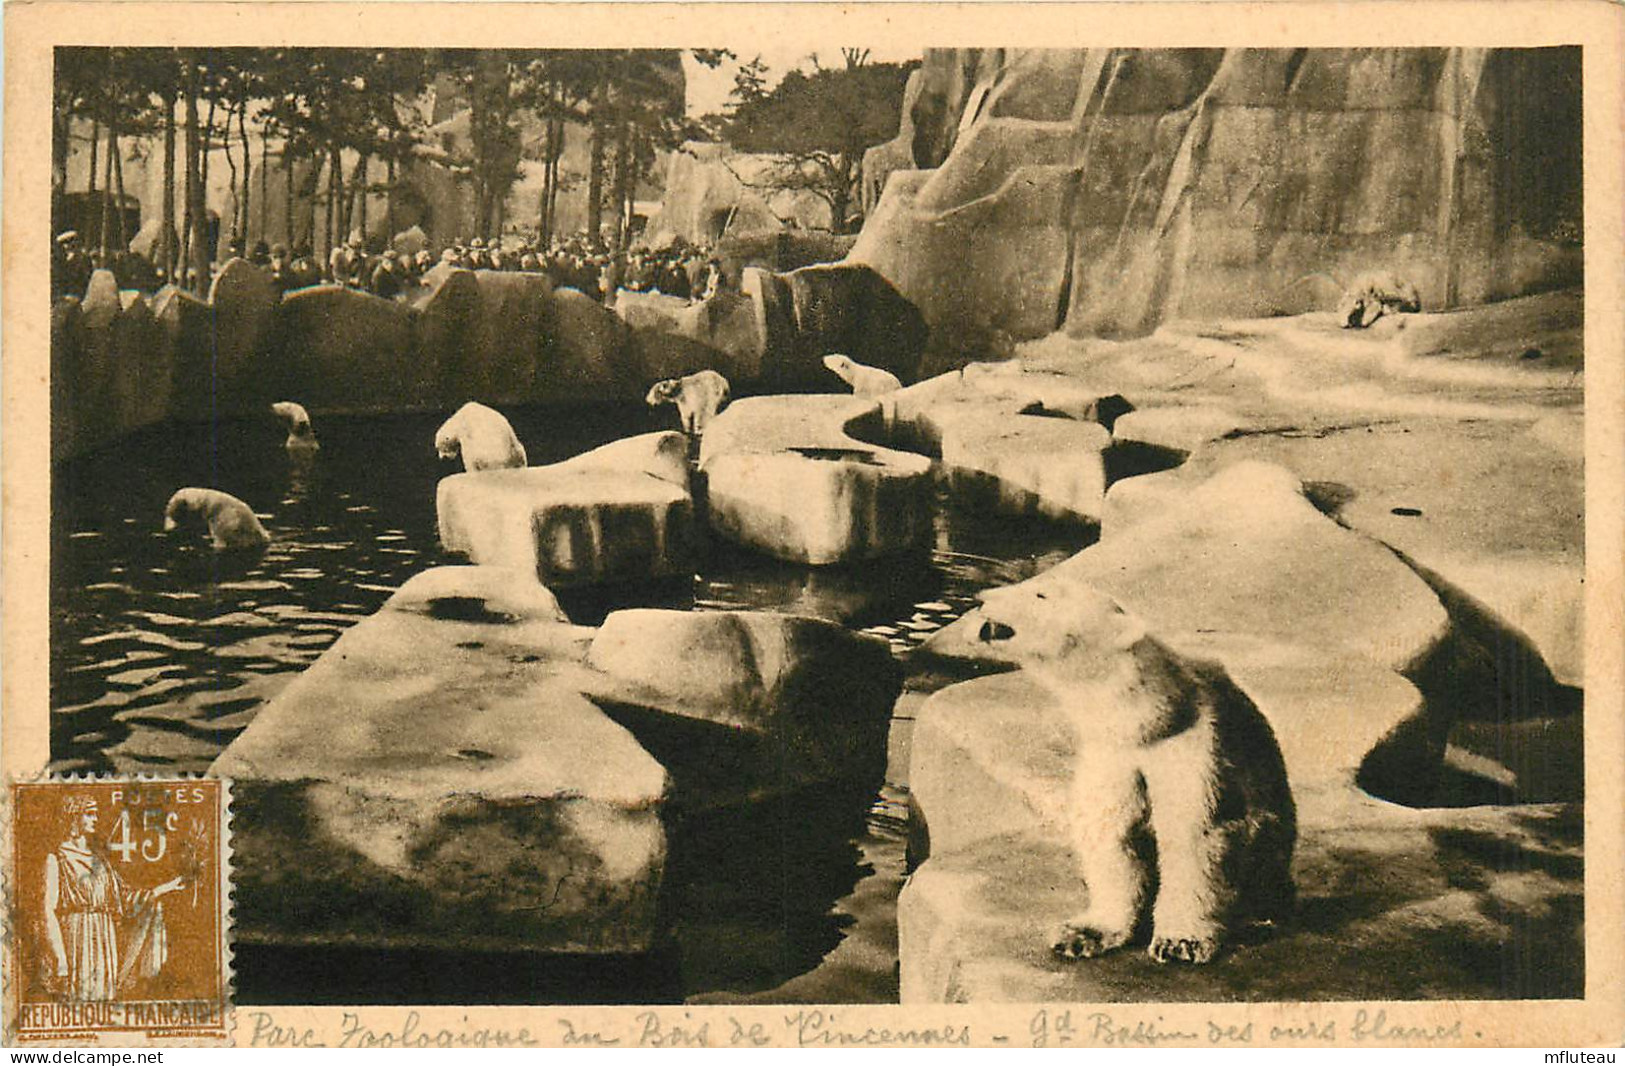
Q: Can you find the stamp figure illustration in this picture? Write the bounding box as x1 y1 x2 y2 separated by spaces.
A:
7 779 230 1044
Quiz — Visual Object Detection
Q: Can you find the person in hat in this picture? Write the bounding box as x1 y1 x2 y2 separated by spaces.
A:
268 244 293 296
369 252 404 300
53 230 92 302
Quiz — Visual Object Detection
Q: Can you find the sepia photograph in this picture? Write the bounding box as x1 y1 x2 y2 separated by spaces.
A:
5 1 1622 1049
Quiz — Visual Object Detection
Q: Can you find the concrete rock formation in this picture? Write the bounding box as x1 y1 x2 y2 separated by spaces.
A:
851 48 1582 358
585 609 902 790
212 566 667 955
700 395 933 565
436 431 694 587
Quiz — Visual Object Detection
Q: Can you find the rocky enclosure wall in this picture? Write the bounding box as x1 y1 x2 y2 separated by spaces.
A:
852 48 1583 357
52 259 928 462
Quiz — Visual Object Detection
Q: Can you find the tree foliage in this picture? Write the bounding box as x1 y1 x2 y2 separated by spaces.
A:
712 49 916 232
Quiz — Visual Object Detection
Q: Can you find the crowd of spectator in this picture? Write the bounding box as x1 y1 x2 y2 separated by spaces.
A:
53 225 731 310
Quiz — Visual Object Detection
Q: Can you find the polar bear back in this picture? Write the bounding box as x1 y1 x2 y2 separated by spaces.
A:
646 370 730 436
163 488 271 551
435 402 527 472
823 354 902 397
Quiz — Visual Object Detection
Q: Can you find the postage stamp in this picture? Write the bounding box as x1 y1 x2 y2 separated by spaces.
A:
5 777 231 1045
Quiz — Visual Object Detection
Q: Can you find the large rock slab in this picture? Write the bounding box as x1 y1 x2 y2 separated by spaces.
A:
464 269 554 403
933 461 1449 675
853 48 1581 355
584 609 902 790
212 565 670 954
153 285 216 422
536 288 636 401
208 257 280 413
276 285 426 413
899 800 1583 1003
781 263 929 386
436 431 694 587
939 414 1111 525
700 396 933 565
1239 420 1582 690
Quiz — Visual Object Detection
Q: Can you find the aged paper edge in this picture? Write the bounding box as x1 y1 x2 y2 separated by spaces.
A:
3 0 1621 1048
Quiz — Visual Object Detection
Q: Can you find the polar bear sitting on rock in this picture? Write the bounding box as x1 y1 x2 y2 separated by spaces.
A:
823 353 902 397
974 579 1296 965
645 369 730 437
163 488 271 551
435 401 527 472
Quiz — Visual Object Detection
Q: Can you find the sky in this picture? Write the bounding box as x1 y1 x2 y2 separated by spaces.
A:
682 45 923 119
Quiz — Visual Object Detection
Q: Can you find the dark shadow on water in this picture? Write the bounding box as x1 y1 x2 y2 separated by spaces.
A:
589 697 882 999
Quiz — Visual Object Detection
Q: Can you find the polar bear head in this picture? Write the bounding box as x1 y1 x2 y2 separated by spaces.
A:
822 354 856 383
645 379 682 407
974 579 1148 687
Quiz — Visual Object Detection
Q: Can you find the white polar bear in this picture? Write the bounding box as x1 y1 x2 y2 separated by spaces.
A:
823 353 902 397
435 402 527 472
1335 271 1421 329
163 488 271 551
645 369 731 437
270 401 319 454
973 579 1296 965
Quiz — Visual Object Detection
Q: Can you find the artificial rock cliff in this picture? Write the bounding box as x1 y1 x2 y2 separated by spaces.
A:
853 48 1582 358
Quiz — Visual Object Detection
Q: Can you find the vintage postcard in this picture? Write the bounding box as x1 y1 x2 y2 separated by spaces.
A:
3 0 1622 1051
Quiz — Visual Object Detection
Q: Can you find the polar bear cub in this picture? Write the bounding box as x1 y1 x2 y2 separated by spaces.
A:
434 402 527 472
163 488 271 551
645 369 731 437
823 353 902 397
974 579 1296 965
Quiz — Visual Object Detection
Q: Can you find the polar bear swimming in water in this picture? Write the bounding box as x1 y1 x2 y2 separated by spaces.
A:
973 579 1296 965
163 488 271 551
270 401 319 454
645 369 731 437
434 402 527 472
823 353 902 397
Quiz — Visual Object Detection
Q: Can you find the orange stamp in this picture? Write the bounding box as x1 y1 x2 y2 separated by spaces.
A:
5 778 231 1045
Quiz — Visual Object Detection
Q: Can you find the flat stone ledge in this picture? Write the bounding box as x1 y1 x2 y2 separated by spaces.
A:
700 395 933 565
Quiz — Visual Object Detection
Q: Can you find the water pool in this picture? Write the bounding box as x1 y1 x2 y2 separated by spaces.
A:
50 404 1089 1003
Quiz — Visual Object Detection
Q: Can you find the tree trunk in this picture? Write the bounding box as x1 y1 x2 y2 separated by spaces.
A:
384 155 395 237
222 118 240 253
830 155 854 235
162 90 177 281
111 124 128 250
184 54 208 292
88 118 99 196
538 107 553 241
547 116 563 242
200 96 216 210
100 112 115 256
610 118 632 250
260 131 270 244
327 146 342 258
238 99 252 248
586 109 605 246
354 154 370 244
283 145 295 248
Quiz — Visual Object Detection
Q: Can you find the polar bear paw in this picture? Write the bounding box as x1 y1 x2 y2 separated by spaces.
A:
1149 932 1221 965
1050 920 1130 960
